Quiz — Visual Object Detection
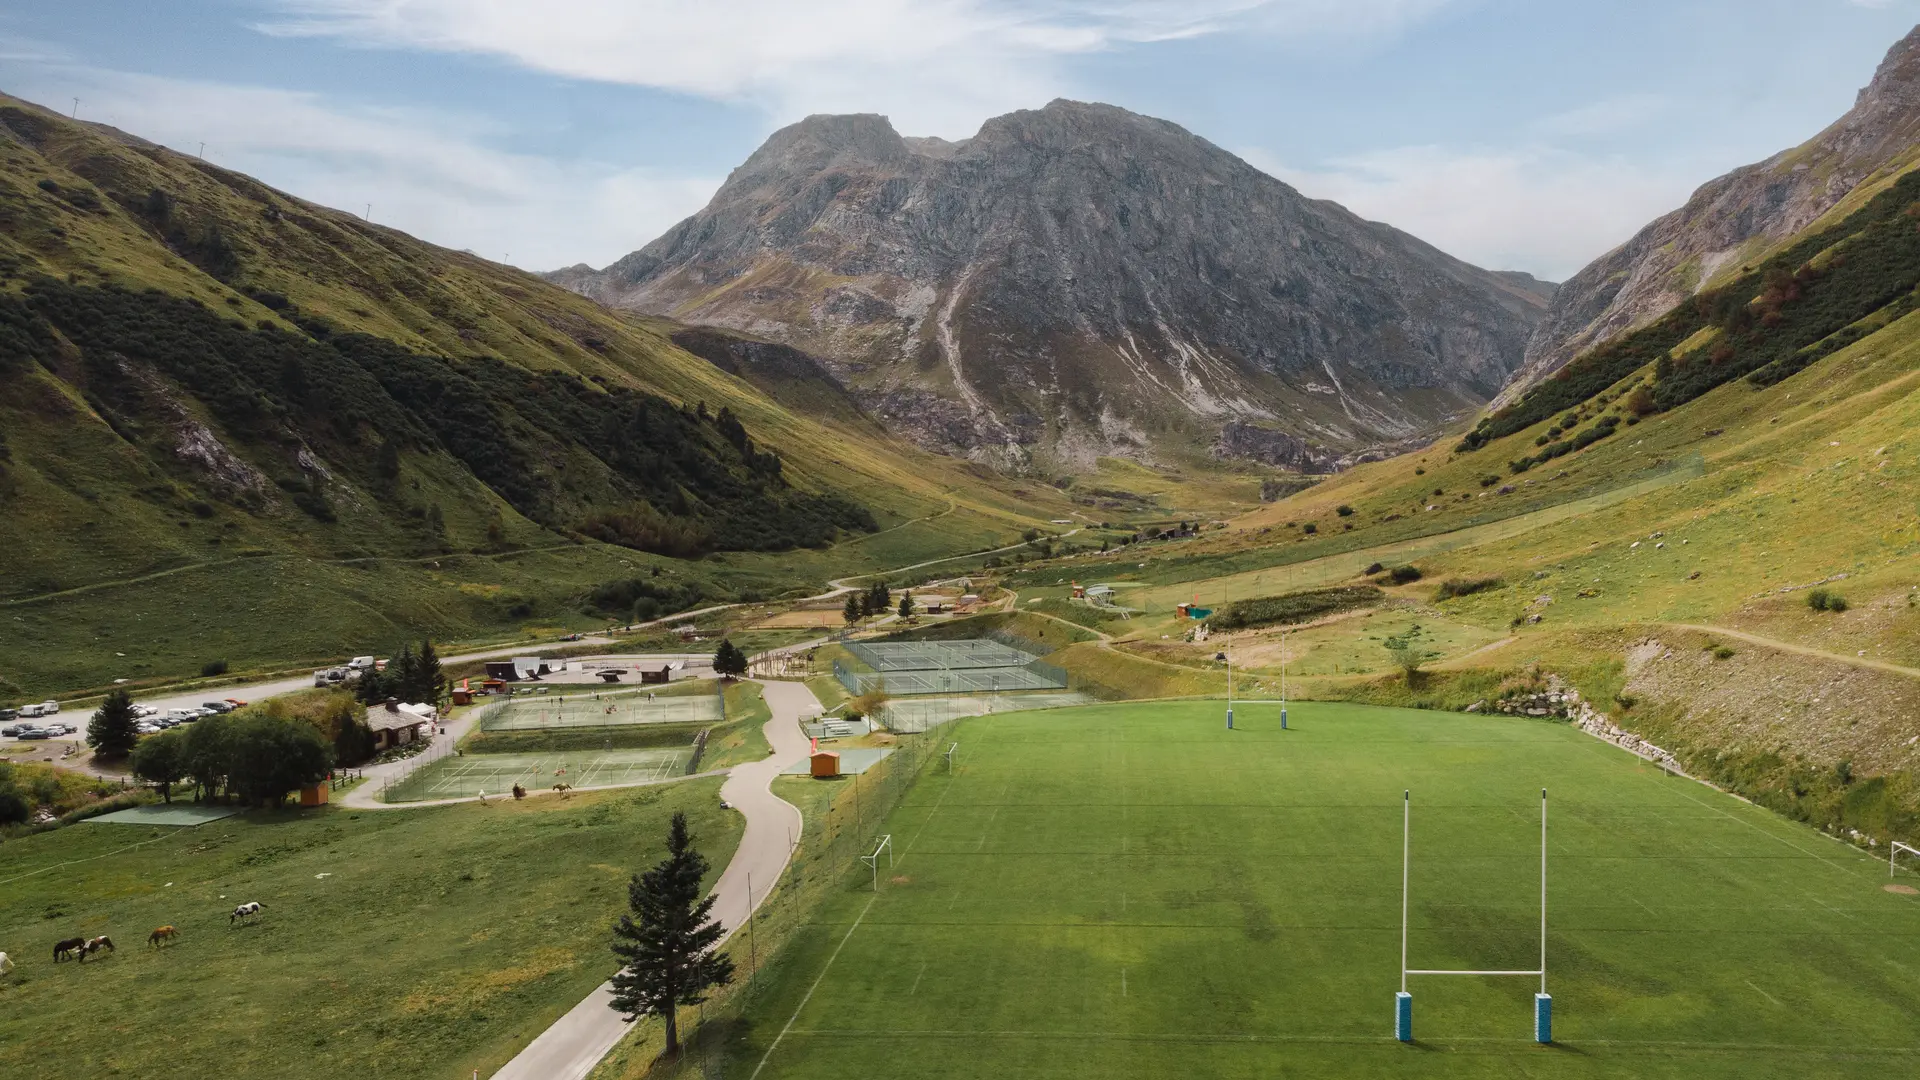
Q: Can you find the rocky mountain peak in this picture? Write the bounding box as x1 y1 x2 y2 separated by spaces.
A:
557 102 1549 472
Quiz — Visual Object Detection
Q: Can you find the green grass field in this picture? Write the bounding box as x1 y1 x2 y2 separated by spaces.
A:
0 781 740 1080
719 700 1920 1079
383 747 691 802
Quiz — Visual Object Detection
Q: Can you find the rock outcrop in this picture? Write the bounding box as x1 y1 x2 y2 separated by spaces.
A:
1507 24 1920 402
556 101 1551 471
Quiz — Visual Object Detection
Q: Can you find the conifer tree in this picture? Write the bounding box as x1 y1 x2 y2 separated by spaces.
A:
843 592 863 627
87 688 139 760
415 639 447 704
608 812 733 1057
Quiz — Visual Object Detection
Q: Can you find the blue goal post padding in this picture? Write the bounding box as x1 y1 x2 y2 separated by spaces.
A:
1396 991 1412 1042
1535 993 1552 1044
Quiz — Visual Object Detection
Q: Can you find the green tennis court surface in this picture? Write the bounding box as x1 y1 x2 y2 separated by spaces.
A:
478 689 722 731
876 692 1094 732
382 748 690 802
734 700 1920 1079
85 804 242 826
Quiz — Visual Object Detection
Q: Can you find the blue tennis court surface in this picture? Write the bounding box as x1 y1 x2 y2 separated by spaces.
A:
86 804 242 826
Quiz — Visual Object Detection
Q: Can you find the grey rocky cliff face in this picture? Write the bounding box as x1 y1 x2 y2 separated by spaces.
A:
1508 24 1920 405
561 101 1549 471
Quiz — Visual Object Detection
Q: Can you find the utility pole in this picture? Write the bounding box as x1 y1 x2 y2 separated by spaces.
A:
364 203 372 221
71 98 80 119
198 142 205 159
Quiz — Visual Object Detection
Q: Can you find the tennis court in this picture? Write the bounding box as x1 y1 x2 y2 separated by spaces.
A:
478 688 723 731
845 640 1040 672
382 748 691 802
836 639 1067 696
876 691 1095 732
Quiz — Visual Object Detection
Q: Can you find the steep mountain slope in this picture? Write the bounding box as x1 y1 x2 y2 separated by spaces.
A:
1509 23 1920 402
555 101 1552 472
0 91 1074 698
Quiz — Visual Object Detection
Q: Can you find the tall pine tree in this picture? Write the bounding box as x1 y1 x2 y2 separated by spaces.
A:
608 812 733 1057
414 639 447 704
87 688 139 759
842 592 863 627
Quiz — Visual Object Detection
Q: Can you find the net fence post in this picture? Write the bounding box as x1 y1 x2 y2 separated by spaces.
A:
1398 789 1411 1042
1537 787 1551 1044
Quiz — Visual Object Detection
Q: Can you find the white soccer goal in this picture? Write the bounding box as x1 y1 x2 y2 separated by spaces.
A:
861 834 894 891
1892 841 1920 878
944 742 959 773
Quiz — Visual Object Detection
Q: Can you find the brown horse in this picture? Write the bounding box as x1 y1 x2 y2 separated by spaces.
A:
53 937 85 962
148 926 179 948
77 936 114 962
552 783 573 798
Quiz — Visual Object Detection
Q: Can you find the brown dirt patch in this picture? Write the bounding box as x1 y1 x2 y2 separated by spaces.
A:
1886 883 1919 895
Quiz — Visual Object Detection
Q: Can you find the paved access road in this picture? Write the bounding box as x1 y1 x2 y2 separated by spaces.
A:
490 678 817 1080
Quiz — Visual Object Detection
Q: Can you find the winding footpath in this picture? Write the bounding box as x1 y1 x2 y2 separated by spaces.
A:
490 678 818 1080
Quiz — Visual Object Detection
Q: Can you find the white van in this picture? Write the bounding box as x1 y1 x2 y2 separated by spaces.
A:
18 703 46 718
38 701 58 715
347 656 377 671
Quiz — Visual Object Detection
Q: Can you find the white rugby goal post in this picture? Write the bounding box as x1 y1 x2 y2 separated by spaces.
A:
944 742 959 773
1892 841 1920 877
1398 788 1552 1045
861 834 894 892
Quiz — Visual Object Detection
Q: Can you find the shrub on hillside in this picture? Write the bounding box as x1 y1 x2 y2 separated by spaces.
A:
201 659 229 677
1208 585 1383 631
1336 505 1354 517
1434 577 1504 601
1808 588 1849 612
1363 562 1385 575
1386 565 1423 585
1302 522 1317 534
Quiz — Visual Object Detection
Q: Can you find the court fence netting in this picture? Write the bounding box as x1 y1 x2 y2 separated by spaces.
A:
835 637 1067 695
478 683 725 731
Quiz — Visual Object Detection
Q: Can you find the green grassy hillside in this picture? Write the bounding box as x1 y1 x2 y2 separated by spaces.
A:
0 92 1086 699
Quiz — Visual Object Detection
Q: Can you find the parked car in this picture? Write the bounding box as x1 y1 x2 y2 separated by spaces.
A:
201 701 234 714
224 698 249 708
135 722 159 735
1 723 25 736
15 728 52 740
0 708 17 723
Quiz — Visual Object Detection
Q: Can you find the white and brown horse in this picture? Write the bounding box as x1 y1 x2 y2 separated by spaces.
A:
77 936 115 962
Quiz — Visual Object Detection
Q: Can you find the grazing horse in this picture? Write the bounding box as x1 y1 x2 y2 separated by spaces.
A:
77 936 115 962
148 926 179 948
53 937 85 962
229 901 262 925
552 783 573 798
0 951 13 976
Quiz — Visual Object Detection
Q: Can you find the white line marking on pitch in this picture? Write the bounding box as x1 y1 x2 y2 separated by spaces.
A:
1121 968 1128 997
749 892 879 1079
910 962 927 995
1744 979 1782 1007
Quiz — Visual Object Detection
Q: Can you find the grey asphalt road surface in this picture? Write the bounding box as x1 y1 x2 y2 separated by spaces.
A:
489 677 816 1080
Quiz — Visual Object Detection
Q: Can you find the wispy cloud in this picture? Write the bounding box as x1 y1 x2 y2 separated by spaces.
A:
3 65 718 268
257 0 1455 135
1247 144 1697 280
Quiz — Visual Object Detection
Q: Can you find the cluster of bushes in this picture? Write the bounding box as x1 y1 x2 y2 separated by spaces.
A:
1434 576 1503 601
1807 588 1850 613
589 575 712 623
129 711 332 805
1376 565 1423 585
1208 585 1383 631
8 279 875 556
1510 415 1620 473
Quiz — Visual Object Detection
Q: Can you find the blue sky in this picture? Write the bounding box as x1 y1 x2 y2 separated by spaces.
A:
3 1 1917 277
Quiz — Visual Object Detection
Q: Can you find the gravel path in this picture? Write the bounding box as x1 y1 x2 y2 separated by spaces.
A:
489 677 817 1080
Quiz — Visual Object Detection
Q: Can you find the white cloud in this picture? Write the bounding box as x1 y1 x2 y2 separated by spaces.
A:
1246 144 1698 281
258 0 1454 136
2 66 718 269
